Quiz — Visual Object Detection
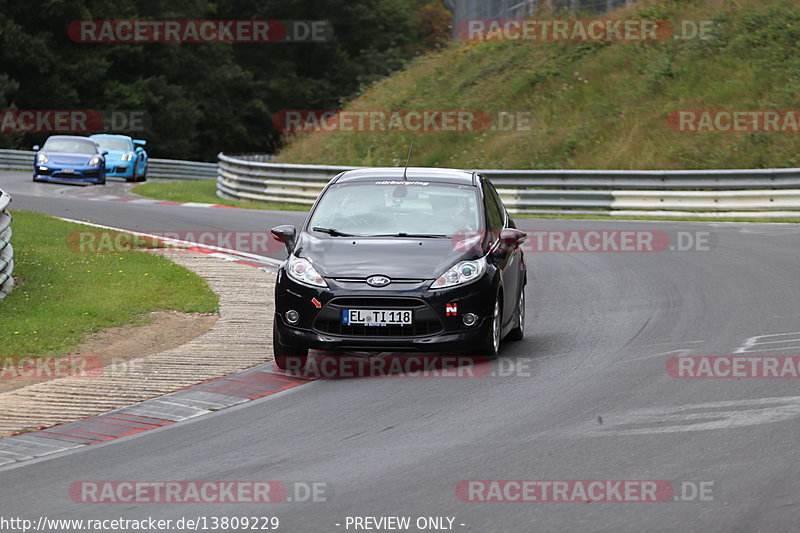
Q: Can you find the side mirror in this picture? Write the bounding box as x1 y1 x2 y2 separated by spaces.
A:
270 225 296 254
497 228 527 253
135 146 144 152
32 145 40 151
101 150 109 156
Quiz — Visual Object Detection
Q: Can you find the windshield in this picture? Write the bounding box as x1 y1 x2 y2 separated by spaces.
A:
42 138 98 155
92 137 132 151
307 181 480 237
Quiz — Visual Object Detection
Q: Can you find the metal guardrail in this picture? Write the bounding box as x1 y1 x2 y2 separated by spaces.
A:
0 149 32 171
217 153 349 205
0 189 14 299
146 158 216 180
0 149 215 180
216 153 800 217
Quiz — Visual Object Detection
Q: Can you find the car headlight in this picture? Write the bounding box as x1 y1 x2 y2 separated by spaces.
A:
88 156 103 166
286 255 327 288
121 153 134 162
36 153 48 164
430 257 487 290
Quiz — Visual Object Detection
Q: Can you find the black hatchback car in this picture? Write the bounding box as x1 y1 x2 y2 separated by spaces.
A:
270 167 527 370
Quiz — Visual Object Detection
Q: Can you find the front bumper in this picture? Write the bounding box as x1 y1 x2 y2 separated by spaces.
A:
274 271 496 353
34 165 104 184
105 163 133 177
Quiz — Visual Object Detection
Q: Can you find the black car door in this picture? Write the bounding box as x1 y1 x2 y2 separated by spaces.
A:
481 176 522 329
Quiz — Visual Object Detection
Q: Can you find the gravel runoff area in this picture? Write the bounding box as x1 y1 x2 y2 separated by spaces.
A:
0 249 276 437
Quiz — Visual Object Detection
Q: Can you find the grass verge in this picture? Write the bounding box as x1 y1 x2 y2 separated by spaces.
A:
514 213 800 223
0 210 219 357
133 179 308 211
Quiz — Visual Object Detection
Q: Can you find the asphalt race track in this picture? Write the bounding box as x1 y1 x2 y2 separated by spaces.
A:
2 170 800 532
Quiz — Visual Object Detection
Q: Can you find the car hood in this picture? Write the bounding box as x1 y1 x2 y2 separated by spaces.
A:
103 150 132 163
44 152 96 165
296 233 482 280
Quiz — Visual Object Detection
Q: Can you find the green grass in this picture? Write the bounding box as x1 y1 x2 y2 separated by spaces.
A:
0 210 218 357
514 213 800 223
133 180 308 211
277 0 800 171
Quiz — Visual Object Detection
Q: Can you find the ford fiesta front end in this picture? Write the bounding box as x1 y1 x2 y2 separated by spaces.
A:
270 167 527 371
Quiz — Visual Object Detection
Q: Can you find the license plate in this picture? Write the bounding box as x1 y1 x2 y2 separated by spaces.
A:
61 168 74 174
342 309 412 326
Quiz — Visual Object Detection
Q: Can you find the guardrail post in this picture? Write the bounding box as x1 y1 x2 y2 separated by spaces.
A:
0 189 14 299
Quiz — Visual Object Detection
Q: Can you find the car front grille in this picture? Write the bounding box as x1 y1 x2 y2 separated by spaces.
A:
313 297 443 337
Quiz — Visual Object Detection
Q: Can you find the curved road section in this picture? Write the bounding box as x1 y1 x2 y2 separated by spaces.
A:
1 170 800 531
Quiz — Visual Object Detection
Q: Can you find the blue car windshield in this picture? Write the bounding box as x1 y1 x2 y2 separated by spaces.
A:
93 138 132 151
43 139 98 155
308 182 481 237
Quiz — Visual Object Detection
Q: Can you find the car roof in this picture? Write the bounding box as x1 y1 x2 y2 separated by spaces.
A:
89 134 132 140
334 167 476 185
45 135 96 142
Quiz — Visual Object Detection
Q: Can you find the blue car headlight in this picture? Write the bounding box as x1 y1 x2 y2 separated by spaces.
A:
36 153 48 164
121 153 134 162
88 156 103 167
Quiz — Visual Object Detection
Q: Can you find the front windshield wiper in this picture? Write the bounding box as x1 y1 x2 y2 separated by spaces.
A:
311 226 355 237
369 233 450 238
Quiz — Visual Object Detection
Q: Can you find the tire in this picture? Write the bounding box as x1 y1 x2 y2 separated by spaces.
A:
506 287 525 341
273 321 308 371
481 296 502 357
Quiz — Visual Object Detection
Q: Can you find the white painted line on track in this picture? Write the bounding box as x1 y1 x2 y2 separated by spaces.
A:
56 217 284 268
734 331 800 354
558 395 800 437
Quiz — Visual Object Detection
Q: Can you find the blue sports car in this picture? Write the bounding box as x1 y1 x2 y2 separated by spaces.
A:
32 135 107 185
89 134 147 182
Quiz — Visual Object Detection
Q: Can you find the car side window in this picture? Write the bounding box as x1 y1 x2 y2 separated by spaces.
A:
482 178 505 235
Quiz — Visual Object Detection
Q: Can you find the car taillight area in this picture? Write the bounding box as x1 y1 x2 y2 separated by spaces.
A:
313 297 444 337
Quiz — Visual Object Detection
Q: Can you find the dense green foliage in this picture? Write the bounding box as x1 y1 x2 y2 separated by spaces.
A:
0 0 448 160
